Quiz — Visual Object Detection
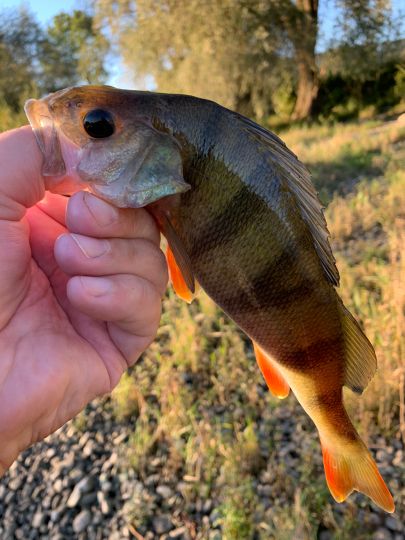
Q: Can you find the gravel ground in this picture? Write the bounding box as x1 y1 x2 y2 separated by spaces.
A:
0 398 403 540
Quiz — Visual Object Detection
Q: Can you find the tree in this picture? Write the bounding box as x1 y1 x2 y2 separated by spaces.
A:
248 1 320 120
329 0 396 82
95 0 396 120
39 10 109 92
0 7 109 118
0 8 42 111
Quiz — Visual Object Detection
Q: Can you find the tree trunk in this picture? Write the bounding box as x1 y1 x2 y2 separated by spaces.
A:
290 0 319 120
291 50 319 120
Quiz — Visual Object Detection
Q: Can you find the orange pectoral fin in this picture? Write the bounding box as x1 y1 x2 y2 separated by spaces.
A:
166 245 195 303
253 342 290 399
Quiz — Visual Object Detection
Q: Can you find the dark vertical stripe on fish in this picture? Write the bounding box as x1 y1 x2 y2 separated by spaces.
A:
187 183 259 258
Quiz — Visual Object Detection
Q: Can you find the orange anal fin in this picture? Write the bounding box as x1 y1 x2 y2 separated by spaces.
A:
253 342 290 399
321 440 395 513
166 245 195 303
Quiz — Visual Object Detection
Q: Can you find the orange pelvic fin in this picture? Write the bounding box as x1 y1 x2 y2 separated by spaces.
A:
253 342 290 399
321 439 395 513
166 245 195 303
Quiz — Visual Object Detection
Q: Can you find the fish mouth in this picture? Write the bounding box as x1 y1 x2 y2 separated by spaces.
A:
24 98 66 176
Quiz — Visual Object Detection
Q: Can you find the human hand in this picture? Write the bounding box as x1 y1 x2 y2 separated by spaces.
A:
0 127 168 474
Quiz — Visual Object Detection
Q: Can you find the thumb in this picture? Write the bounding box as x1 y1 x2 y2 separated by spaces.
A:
0 126 45 216
0 126 45 328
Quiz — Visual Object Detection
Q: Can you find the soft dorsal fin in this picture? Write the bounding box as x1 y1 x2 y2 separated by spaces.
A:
253 341 290 399
338 301 377 394
237 115 339 286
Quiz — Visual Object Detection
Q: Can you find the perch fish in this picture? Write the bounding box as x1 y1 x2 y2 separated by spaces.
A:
24 86 395 512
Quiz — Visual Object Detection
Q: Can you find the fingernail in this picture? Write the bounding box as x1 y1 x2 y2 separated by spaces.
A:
71 234 110 258
83 192 119 226
80 276 112 297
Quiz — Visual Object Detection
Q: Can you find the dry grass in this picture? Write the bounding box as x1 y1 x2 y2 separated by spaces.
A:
284 116 405 445
327 172 405 444
282 118 405 203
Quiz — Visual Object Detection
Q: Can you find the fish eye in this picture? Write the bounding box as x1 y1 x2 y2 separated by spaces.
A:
83 109 115 138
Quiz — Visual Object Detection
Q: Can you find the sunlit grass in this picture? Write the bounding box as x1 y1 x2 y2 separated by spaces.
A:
281 118 405 202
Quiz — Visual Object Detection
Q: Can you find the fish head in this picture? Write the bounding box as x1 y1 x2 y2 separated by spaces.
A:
24 85 190 207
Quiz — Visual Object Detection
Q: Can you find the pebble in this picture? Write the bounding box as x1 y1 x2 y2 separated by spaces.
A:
203 498 213 513
8 478 22 491
100 480 113 493
386 517 403 532
32 511 45 528
368 513 382 527
113 433 127 445
53 479 63 493
50 507 64 523
373 529 393 540
66 476 96 507
156 485 173 499
83 440 96 457
97 491 112 515
66 487 82 508
152 515 173 534
392 450 403 467
81 492 98 506
46 448 56 460
169 526 188 539
318 532 332 540
73 510 91 534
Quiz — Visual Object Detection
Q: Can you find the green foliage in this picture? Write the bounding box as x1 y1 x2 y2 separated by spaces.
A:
39 10 108 92
393 63 405 102
0 8 42 112
0 6 109 132
220 478 256 540
0 104 27 131
330 0 398 81
111 372 140 421
315 59 405 120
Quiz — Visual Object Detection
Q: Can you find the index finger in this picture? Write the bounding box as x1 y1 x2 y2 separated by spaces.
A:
66 191 161 245
0 126 45 221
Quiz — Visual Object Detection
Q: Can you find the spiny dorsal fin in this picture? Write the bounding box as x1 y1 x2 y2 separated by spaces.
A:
238 115 339 286
338 301 377 393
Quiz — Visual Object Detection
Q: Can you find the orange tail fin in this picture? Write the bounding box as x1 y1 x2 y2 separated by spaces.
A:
166 245 194 303
253 342 290 399
321 439 394 512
